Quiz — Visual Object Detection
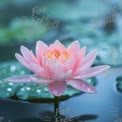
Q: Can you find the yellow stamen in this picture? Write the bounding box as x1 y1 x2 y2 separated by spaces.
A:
46 49 69 62
53 49 60 58
65 53 69 59
47 53 51 58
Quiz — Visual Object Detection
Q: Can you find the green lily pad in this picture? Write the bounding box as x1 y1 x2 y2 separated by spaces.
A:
0 61 31 79
0 61 31 98
0 61 97 102
0 80 18 98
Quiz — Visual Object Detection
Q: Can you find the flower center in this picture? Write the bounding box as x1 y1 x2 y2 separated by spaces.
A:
53 49 60 58
46 49 69 59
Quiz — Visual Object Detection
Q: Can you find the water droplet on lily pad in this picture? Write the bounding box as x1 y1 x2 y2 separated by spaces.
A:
36 89 41 93
20 88 25 91
8 82 14 86
10 65 16 72
20 70 25 75
7 88 12 92
26 87 31 91
44 87 48 92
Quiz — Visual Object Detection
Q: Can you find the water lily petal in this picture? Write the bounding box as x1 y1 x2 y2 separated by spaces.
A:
15 53 31 70
63 56 75 72
30 51 40 64
47 81 67 96
30 75 55 84
36 40 48 62
54 40 65 50
5 75 35 83
48 40 65 53
73 46 86 70
80 65 111 78
52 70 72 81
81 49 97 66
72 60 93 77
67 41 80 54
20 46 33 63
20 46 39 65
41 57 63 76
80 46 87 58
30 63 50 78
5 75 54 84
67 79 96 93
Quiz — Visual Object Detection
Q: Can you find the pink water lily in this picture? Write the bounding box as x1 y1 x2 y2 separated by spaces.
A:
6 40 110 96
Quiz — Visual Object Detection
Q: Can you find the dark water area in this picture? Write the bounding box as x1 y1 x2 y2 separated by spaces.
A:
0 67 122 122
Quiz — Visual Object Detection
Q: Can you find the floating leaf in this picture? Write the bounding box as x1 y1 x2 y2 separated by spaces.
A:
0 61 31 79
0 80 19 98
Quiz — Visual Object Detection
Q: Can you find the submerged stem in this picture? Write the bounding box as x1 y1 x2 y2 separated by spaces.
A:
54 96 60 122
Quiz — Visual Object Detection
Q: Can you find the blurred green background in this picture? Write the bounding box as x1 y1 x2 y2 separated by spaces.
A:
0 0 122 65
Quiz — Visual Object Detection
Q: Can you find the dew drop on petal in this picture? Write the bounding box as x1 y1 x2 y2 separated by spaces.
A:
80 83 94 92
7 88 12 92
80 83 87 87
87 87 95 93
51 89 59 95
87 87 92 92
